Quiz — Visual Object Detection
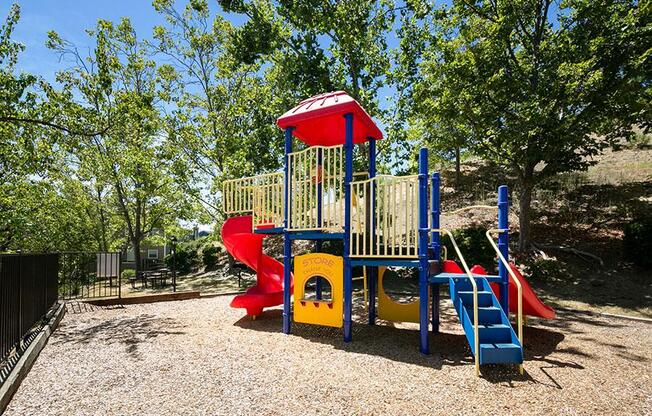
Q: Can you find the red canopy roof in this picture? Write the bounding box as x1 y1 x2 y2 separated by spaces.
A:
276 91 383 146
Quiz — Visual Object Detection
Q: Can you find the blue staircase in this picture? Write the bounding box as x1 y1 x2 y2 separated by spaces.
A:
443 275 523 365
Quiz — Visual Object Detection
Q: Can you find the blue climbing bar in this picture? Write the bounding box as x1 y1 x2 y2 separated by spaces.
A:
497 185 509 314
430 172 441 334
343 113 354 342
315 147 323 300
418 147 429 354
283 126 294 334
367 136 377 325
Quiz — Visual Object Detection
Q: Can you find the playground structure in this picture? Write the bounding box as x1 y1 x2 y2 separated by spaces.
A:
222 91 555 375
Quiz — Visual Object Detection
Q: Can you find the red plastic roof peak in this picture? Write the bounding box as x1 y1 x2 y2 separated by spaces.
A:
276 91 383 147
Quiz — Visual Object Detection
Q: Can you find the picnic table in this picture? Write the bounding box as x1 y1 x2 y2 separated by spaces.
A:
143 269 169 288
130 269 170 289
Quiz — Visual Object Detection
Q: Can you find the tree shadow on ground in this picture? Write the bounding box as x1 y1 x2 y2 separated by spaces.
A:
53 312 186 359
530 259 652 318
234 297 578 384
520 180 651 315
65 301 125 314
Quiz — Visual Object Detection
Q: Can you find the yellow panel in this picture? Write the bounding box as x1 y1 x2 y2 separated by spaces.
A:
293 253 343 328
377 267 422 323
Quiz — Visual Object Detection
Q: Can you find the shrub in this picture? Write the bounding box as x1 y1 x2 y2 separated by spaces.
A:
165 244 200 274
524 258 566 283
441 226 496 270
630 132 651 150
183 236 209 254
121 269 136 281
624 218 652 268
202 245 222 269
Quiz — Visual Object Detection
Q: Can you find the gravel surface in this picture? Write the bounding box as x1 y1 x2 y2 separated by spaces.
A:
5 296 651 416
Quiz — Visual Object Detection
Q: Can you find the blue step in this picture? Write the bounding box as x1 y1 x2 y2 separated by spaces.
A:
431 272 501 283
457 290 494 307
480 343 523 364
468 306 503 324
449 276 523 366
448 276 492 291
477 323 512 343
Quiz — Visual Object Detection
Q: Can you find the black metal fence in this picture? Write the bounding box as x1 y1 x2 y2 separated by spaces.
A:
0 253 59 365
58 252 121 300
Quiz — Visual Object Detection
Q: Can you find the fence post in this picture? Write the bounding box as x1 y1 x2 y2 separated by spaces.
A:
18 254 23 352
118 253 122 299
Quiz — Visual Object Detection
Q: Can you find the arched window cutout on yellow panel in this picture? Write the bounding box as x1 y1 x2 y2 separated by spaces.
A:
302 275 333 301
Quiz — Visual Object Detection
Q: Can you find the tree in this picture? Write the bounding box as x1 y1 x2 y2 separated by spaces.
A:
151 0 284 219
0 4 130 252
403 0 650 250
0 4 90 251
48 18 195 272
217 0 400 129
0 4 110 136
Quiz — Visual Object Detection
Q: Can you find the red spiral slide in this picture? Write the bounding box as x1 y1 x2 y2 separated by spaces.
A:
221 215 290 317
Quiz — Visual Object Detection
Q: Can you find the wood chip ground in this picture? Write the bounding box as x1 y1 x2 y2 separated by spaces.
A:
4 296 651 415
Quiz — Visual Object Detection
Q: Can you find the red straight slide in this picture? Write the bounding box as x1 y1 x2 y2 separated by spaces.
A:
221 215 290 317
442 260 556 319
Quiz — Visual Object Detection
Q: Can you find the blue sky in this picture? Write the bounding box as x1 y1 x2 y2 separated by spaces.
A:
2 1 247 83
3 1 401 109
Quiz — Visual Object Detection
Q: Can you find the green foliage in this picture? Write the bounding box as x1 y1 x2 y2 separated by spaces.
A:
220 0 398 116
441 226 496 271
121 269 136 281
44 18 197 265
629 132 652 150
0 5 113 251
320 240 344 257
623 218 652 268
2 0 649 263
524 258 567 283
165 237 223 272
151 1 285 220
202 244 222 269
58 253 97 296
398 0 650 249
165 242 200 274
181 236 209 253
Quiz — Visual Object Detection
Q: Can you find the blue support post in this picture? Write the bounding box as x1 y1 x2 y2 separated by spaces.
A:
282 127 294 334
316 147 323 300
367 137 377 325
430 172 441 334
315 241 323 299
418 147 430 354
498 185 509 315
343 113 354 342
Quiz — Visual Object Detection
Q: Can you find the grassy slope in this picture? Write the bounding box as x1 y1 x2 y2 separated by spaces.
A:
441 146 652 318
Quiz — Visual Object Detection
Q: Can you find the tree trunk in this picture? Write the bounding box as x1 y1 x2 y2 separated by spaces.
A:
518 181 534 251
133 238 142 276
454 146 461 187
